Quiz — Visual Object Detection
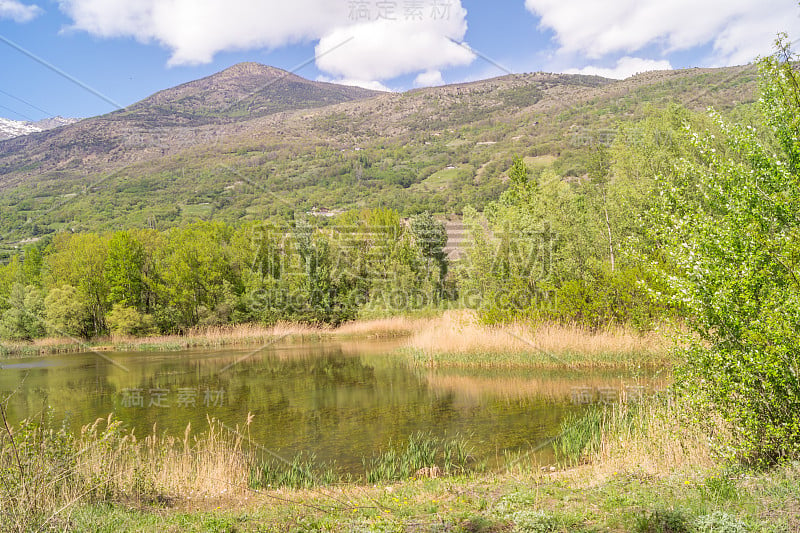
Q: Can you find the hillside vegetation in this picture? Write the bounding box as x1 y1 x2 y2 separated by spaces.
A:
0 64 757 253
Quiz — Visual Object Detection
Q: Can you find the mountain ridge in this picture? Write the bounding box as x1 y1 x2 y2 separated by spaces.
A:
115 62 382 126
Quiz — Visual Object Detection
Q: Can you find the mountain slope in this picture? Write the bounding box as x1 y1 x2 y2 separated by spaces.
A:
0 64 758 245
0 63 381 189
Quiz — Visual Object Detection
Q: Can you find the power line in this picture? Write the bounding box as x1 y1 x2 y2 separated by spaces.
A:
0 88 53 117
0 33 123 110
0 103 34 122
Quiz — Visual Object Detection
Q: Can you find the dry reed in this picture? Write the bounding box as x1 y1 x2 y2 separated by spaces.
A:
1 316 428 356
0 412 257 531
407 310 667 355
75 414 254 499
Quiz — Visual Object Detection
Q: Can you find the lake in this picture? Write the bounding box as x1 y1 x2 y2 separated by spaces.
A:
0 340 669 472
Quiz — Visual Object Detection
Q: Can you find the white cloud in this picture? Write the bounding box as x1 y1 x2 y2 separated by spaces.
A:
564 56 672 79
58 0 345 65
0 0 42 22
317 75 392 92
57 0 475 84
414 70 445 87
316 16 473 81
524 0 800 65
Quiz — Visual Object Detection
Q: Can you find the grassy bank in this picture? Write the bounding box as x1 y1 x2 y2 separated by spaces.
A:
3 397 796 532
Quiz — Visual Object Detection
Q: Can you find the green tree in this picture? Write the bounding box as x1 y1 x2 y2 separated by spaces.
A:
44 285 91 338
409 211 448 293
106 304 156 337
43 233 109 336
653 36 800 464
0 283 44 340
156 221 237 329
104 231 146 309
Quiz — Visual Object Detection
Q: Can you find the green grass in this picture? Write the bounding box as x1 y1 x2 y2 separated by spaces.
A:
406 348 674 369
554 408 605 467
180 203 214 217
524 155 557 167
45 462 800 532
250 452 340 490
412 165 468 191
363 431 480 483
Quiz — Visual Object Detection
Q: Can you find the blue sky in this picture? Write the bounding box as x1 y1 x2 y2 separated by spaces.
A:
1 0 799 121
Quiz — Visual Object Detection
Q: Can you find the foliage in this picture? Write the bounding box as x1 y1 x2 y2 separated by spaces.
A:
0 210 450 339
0 283 44 340
105 304 157 337
458 133 682 329
652 37 800 464
43 285 92 338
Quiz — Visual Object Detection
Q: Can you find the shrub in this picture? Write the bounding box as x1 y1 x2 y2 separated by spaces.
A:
652 37 800 464
106 304 157 337
633 509 691 533
694 511 748 533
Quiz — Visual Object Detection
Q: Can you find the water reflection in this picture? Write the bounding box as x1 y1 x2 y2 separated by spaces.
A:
0 341 669 471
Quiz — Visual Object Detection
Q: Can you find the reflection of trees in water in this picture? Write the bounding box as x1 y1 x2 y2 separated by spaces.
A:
2 346 619 472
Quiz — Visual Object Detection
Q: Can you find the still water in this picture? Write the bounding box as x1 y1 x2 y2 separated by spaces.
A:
0 340 668 471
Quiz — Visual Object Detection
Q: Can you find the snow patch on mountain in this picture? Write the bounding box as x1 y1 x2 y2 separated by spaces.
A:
0 116 80 141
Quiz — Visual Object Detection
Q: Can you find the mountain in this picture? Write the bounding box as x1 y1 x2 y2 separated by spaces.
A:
0 116 79 141
0 62 758 247
0 63 382 188
119 62 381 126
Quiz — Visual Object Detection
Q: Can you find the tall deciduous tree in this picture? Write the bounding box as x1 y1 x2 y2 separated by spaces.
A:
104 231 146 309
43 233 109 336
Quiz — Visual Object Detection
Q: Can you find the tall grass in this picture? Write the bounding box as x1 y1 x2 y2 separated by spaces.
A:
0 412 486 531
542 394 725 482
1 311 674 361
0 412 254 532
405 310 673 368
250 452 341 490
590 395 724 478
363 431 480 483
554 408 606 467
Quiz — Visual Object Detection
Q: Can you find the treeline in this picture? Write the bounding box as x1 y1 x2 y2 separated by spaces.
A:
0 210 450 339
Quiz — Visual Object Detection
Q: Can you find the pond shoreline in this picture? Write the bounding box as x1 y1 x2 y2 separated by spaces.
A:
0 312 676 368
3 396 794 532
